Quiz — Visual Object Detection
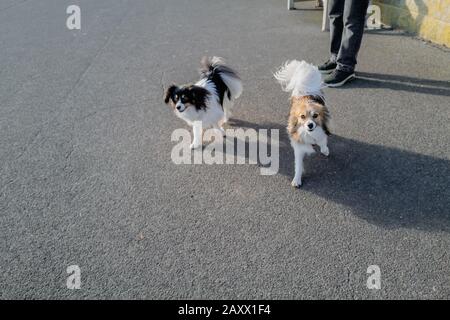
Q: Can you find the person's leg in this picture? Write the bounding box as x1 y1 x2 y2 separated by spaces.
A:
328 0 345 62
336 0 370 72
318 0 345 74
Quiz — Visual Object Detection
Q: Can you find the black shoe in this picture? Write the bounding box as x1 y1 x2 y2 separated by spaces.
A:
323 69 355 87
318 60 337 74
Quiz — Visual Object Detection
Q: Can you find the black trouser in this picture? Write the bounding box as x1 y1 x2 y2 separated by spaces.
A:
328 0 370 72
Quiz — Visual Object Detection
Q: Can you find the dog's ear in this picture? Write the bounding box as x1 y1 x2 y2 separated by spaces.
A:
164 84 177 104
287 113 302 142
287 114 298 135
321 105 331 135
189 85 210 109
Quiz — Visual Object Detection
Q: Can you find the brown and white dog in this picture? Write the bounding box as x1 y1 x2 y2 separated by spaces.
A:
274 60 331 188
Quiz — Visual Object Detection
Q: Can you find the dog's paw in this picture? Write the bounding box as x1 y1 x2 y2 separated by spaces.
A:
217 127 226 137
190 143 202 150
321 147 329 157
291 179 302 188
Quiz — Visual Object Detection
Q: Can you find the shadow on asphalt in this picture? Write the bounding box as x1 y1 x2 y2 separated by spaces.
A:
228 119 450 232
347 72 450 97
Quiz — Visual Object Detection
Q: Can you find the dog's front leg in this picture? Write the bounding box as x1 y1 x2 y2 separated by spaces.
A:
291 144 305 188
317 137 329 156
190 122 203 149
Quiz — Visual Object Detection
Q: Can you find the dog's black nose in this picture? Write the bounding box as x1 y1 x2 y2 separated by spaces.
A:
308 123 314 129
176 105 181 110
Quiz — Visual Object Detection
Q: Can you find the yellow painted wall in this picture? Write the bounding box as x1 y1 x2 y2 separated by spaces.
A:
373 0 450 47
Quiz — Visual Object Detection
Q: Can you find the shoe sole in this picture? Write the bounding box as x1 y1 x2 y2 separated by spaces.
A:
319 69 335 74
325 73 355 87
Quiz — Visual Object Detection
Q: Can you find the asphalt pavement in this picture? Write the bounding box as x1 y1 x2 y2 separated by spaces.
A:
1 0 449 299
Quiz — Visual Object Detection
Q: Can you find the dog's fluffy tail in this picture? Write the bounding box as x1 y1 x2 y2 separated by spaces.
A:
274 60 323 97
200 56 243 99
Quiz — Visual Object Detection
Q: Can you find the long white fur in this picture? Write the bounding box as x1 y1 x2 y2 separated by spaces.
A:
220 73 243 99
274 60 323 98
207 57 243 99
274 60 329 188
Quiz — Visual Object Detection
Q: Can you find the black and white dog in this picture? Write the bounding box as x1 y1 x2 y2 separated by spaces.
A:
164 57 243 149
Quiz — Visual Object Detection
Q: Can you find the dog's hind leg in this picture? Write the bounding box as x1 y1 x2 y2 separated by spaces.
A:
222 97 234 124
213 123 226 137
223 109 230 124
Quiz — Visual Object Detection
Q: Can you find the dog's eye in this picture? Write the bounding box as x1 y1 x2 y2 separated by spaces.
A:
313 113 318 118
300 115 306 119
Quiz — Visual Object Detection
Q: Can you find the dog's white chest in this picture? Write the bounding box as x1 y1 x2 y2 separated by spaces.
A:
299 127 326 144
301 132 317 145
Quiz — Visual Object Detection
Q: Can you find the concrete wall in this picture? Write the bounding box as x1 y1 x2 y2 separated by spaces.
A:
373 0 450 47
